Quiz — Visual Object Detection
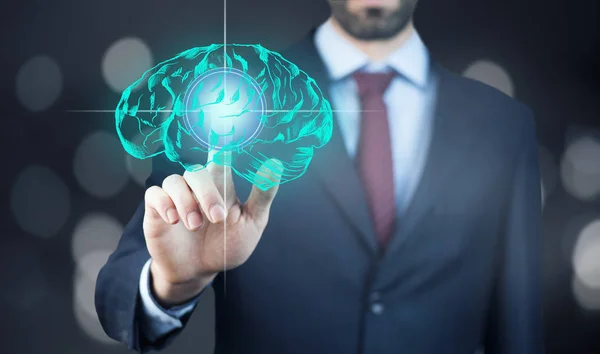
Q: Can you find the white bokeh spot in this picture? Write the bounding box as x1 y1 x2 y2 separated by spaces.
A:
72 212 123 264
561 135 600 201
74 131 129 199
77 250 113 282
102 37 154 93
72 214 122 344
16 55 63 111
572 219 600 290
463 60 514 97
572 276 600 311
73 272 117 344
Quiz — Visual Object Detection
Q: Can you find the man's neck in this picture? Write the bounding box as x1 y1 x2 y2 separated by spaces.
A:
328 17 414 62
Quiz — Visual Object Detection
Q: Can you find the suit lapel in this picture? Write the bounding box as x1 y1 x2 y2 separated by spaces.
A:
384 64 465 255
311 121 378 253
286 32 378 254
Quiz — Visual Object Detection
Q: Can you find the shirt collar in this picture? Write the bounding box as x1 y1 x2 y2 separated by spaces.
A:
314 20 430 88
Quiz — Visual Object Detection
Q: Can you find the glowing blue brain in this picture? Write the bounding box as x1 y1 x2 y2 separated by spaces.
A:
116 44 333 190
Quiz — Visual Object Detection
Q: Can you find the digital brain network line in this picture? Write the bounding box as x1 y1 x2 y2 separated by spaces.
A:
115 43 334 191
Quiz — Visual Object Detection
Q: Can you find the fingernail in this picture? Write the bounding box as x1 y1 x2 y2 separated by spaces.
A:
167 208 179 224
209 204 227 223
187 211 203 230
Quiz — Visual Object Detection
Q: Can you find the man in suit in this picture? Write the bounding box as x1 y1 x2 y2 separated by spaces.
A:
95 0 544 353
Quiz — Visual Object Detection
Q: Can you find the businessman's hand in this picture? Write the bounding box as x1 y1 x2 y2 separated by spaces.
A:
143 152 282 306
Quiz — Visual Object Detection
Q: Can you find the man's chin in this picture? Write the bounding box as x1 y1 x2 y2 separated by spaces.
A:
344 21 409 41
349 31 400 41
332 7 411 40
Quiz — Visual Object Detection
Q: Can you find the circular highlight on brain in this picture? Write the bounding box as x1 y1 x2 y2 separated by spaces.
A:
115 44 333 190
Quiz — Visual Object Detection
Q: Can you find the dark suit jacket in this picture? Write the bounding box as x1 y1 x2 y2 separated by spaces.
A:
95 32 544 354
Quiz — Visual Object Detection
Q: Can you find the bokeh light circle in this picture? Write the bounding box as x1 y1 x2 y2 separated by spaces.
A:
560 135 600 200
71 212 122 264
572 276 600 311
72 213 121 344
77 249 113 282
183 68 266 150
463 60 514 97
73 272 117 344
125 153 152 187
16 55 63 112
572 219 600 289
10 165 70 238
102 37 153 93
74 271 99 319
73 131 129 198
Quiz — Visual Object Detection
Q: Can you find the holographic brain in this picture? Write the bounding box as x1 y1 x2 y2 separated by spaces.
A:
115 44 333 190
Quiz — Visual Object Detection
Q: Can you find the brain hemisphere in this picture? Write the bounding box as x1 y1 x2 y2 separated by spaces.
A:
116 44 333 190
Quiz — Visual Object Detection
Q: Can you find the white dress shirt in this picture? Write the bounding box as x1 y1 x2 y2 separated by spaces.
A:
138 21 437 341
317 20 436 213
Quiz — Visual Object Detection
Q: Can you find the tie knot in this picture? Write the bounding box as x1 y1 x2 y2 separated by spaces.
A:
353 71 396 99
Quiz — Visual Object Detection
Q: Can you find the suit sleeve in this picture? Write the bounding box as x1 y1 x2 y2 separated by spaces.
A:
95 154 196 352
138 258 204 342
484 112 545 353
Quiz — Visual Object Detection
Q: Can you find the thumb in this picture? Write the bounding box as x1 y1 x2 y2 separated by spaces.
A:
245 159 284 221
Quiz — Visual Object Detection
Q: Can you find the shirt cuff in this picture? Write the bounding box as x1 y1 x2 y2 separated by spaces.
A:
138 258 203 342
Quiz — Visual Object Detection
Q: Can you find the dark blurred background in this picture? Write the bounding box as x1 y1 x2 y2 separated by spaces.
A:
1 0 600 353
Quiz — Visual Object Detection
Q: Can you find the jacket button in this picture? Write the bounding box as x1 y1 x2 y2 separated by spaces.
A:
371 303 385 315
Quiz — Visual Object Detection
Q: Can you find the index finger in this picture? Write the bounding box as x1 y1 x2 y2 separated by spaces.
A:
207 149 236 208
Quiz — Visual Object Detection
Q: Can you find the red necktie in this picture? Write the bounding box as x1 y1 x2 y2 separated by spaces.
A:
353 71 396 249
